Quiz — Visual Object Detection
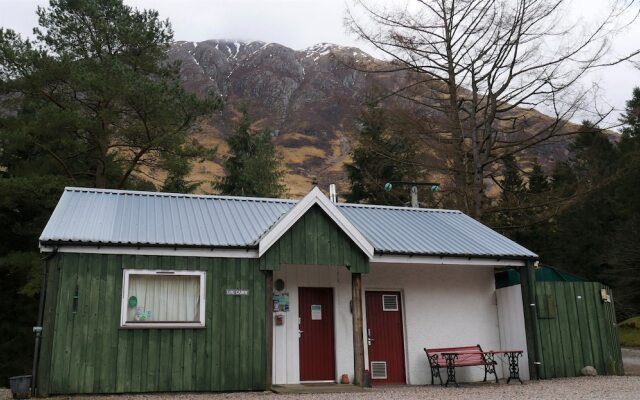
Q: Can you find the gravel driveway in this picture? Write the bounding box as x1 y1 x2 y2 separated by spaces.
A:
2 376 639 400
623 347 640 376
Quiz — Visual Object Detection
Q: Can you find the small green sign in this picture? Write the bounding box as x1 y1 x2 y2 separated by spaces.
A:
128 296 137 308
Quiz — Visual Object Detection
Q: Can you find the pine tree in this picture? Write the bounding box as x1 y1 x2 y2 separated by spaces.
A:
214 108 286 198
0 0 219 381
499 154 525 202
620 87 640 154
528 159 549 194
345 101 421 206
0 0 220 189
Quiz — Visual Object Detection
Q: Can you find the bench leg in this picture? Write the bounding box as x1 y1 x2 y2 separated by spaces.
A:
443 354 458 388
430 366 443 386
482 353 499 384
506 352 523 384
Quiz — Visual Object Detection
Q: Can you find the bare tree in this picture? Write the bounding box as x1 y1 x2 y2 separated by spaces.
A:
346 0 640 218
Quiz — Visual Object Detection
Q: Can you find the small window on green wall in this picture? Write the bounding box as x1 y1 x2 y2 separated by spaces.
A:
120 269 206 328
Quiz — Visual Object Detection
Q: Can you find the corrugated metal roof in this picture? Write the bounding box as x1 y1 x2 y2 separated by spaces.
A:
40 187 537 259
40 187 294 247
336 203 537 259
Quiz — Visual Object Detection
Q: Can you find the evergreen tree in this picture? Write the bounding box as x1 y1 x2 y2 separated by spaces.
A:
0 0 219 381
493 154 525 228
499 154 525 201
528 159 549 194
214 108 286 198
620 87 640 154
0 0 220 189
345 101 421 206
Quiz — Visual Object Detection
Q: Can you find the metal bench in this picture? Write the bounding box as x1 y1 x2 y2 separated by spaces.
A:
424 344 498 386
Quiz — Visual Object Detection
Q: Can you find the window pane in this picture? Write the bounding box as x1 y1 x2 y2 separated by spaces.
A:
126 274 200 323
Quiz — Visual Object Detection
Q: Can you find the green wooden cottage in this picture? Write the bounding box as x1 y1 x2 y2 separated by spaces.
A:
35 186 542 395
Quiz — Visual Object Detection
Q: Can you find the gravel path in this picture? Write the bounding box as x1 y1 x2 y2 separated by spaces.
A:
2 376 638 400
623 347 640 376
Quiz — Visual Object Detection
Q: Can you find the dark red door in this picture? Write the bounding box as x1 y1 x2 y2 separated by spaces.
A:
365 291 406 384
299 287 336 381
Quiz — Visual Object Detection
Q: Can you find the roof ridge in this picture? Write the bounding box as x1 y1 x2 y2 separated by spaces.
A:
336 202 462 214
63 187 298 204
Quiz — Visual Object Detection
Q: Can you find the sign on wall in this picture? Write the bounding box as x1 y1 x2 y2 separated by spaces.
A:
311 304 322 320
225 289 249 296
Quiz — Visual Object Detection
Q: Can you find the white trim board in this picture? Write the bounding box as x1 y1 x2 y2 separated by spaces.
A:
39 245 259 258
371 254 526 267
257 187 375 258
40 245 528 266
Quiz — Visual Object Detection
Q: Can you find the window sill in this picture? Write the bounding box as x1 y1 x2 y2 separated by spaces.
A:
120 322 206 329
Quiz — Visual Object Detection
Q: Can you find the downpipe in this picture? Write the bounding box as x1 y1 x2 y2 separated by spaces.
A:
31 248 57 397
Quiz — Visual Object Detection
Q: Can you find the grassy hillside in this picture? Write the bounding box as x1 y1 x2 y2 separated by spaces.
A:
619 317 640 347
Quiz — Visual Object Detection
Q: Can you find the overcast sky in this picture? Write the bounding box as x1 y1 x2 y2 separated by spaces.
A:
1 0 638 127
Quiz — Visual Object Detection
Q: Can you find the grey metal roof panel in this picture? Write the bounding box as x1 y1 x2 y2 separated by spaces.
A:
40 187 537 259
336 203 538 259
40 187 295 247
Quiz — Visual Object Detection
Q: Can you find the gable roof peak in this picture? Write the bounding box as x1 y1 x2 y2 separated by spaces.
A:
257 187 375 258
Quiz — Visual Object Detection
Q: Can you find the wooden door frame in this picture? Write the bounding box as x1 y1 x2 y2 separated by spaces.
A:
363 288 409 384
298 286 337 383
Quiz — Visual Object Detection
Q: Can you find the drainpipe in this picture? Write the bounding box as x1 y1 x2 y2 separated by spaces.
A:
520 260 542 379
31 248 57 397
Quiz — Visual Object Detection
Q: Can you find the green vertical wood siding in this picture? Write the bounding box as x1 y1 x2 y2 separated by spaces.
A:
535 282 623 378
260 205 369 272
38 253 266 395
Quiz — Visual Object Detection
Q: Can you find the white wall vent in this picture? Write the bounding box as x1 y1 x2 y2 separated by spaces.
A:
382 294 399 311
370 361 388 379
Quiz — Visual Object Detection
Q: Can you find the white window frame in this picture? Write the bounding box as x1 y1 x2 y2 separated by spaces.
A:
120 269 206 329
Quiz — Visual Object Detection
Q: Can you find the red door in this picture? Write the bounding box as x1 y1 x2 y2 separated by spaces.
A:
299 287 336 381
365 291 406 384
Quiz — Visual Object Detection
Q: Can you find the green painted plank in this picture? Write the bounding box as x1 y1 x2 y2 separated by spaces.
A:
38 256 62 396
90 255 108 391
564 283 583 376
68 254 88 393
280 230 292 265
81 255 102 392
574 284 594 369
550 283 565 378
98 255 119 392
209 257 222 391
583 283 604 374
536 283 553 378
291 216 305 265
253 265 266 389
317 211 331 265
158 330 172 391
306 210 318 264
240 259 252 389
554 285 575 377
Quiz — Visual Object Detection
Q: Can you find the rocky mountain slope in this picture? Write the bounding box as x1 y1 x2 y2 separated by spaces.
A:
169 39 575 198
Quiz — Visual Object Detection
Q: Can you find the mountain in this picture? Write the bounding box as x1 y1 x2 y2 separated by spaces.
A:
168 39 579 198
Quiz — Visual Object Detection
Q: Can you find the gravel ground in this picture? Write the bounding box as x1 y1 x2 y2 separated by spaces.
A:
1 376 639 400
623 347 640 376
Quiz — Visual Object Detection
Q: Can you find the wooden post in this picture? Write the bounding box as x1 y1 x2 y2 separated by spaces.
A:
265 270 273 390
351 272 365 386
519 262 541 380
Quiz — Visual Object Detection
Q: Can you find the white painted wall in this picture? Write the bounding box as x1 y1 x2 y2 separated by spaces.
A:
365 263 506 384
496 284 530 380
272 262 530 385
272 264 354 384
